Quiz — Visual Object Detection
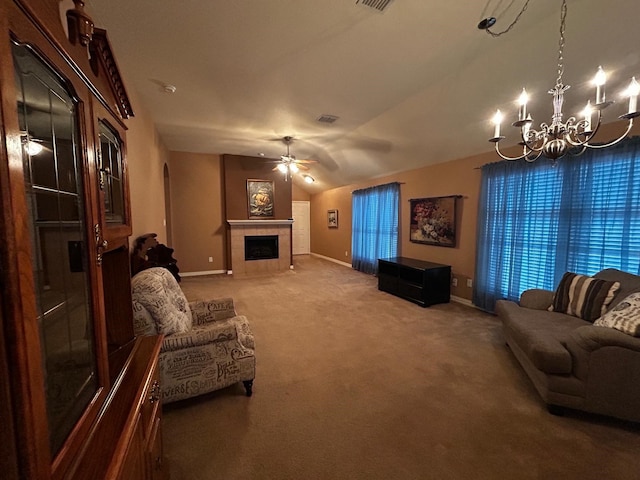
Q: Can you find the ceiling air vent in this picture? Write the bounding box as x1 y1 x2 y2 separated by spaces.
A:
355 0 395 13
316 114 339 124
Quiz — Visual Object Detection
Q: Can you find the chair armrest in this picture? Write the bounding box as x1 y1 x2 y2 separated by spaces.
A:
234 315 255 350
161 317 241 352
188 297 237 326
520 289 554 310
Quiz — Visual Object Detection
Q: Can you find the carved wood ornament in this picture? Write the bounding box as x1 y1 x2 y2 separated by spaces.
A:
66 0 94 46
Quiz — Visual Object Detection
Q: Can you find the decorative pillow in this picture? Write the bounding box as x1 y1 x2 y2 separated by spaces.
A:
594 292 640 336
548 272 620 322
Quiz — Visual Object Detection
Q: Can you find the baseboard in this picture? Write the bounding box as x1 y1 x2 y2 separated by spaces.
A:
180 270 226 277
450 295 476 308
310 253 352 268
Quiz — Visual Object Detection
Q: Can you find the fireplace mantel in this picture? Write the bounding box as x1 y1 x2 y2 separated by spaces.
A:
228 219 294 226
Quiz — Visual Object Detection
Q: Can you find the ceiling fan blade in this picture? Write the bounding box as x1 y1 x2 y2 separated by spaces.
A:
294 159 317 164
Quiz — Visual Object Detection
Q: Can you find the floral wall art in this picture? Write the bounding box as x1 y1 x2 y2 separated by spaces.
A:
409 196 458 247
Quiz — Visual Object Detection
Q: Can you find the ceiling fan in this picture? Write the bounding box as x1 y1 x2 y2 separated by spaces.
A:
272 136 317 179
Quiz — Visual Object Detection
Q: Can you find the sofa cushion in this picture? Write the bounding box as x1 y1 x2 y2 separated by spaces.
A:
497 300 587 374
594 292 640 337
549 272 620 322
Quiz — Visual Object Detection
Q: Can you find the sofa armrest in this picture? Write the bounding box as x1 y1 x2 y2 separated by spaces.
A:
563 325 640 421
520 289 554 310
188 297 237 326
567 325 640 353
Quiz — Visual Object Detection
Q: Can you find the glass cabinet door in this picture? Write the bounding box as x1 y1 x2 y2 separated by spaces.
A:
13 42 98 456
98 120 126 225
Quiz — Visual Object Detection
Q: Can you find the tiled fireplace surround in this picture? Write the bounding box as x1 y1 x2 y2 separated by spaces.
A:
228 220 293 276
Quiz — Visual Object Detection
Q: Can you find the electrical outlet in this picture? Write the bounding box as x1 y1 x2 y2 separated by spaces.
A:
208 256 213 263
467 279 473 288
452 277 458 287
345 251 349 257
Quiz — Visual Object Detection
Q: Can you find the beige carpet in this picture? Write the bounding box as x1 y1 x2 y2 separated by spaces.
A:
163 255 640 480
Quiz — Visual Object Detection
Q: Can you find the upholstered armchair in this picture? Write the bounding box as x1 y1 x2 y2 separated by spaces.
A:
131 267 255 404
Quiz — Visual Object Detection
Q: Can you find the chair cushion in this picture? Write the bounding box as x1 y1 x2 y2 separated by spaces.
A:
132 267 192 335
594 292 640 337
549 272 620 322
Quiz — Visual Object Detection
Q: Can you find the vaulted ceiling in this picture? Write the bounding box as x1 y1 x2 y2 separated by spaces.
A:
87 0 640 192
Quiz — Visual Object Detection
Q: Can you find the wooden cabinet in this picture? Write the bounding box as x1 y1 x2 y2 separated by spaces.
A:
378 257 451 307
0 1 163 479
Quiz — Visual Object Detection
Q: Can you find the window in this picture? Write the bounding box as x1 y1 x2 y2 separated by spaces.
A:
351 182 400 274
474 137 640 312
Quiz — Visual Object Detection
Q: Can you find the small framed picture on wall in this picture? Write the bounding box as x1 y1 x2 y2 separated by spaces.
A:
328 209 338 228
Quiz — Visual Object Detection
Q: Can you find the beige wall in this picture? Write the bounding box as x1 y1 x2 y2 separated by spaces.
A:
126 89 170 245
168 152 226 273
310 152 486 301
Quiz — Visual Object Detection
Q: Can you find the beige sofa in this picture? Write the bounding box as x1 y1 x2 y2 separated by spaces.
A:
496 268 640 422
131 267 256 404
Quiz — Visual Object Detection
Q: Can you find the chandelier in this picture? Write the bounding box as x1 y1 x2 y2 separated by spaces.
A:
481 0 640 162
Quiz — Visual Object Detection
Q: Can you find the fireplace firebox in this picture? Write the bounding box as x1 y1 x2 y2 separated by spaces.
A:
245 235 279 261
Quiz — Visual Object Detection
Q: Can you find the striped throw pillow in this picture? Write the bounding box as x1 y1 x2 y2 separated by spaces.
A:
548 272 620 322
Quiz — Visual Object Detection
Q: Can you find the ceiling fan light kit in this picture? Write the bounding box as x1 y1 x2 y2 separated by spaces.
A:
273 136 317 181
485 0 639 162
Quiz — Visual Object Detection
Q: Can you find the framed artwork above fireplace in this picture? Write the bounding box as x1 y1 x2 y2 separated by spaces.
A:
247 179 274 218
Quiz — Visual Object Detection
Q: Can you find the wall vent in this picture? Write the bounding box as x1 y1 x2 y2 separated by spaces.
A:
355 0 395 13
316 114 339 124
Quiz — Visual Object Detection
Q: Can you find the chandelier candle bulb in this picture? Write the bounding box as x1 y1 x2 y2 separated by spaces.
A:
594 66 607 105
627 77 640 114
493 110 503 138
518 89 528 121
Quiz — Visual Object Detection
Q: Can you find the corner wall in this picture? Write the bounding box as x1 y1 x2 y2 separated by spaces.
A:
125 89 170 244
168 152 226 273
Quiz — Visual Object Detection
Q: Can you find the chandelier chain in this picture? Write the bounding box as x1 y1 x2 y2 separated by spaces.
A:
555 0 568 86
484 0 531 38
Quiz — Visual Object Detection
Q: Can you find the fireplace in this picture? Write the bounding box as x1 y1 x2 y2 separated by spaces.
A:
227 219 293 276
245 235 279 261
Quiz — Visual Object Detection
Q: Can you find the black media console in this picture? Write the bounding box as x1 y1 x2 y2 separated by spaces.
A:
377 257 451 307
